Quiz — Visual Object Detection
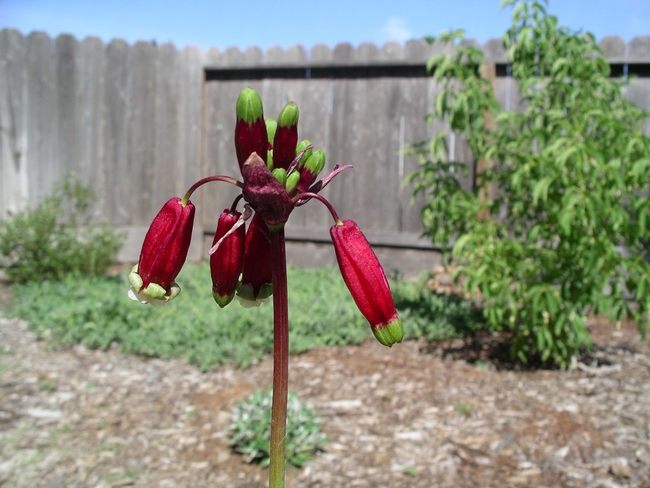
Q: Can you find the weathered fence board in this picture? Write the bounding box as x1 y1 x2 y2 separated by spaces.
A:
177 45 203 202
129 41 157 221
103 39 130 225
1 30 649 273
55 34 78 180
77 36 105 218
154 43 181 210
26 31 58 208
0 29 27 217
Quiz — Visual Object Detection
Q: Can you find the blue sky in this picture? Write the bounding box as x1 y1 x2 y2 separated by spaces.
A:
1 0 648 51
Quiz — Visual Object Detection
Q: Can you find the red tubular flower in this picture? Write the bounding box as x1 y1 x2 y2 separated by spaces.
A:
330 219 404 347
234 87 268 171
237 213 273 306
210 209 245 308
272 102 299 170
128 197 195 305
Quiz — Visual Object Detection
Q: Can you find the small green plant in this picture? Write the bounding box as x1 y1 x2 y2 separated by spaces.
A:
454 403 472 415
229 388 328 468
402 466 419 476
408 0 650 367
474 360 490 370
0 176 125 283
39 380 57 392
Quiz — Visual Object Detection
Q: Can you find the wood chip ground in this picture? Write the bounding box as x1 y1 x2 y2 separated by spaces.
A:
1 314 649 487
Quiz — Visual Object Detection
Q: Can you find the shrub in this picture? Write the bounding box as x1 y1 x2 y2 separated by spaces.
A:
407 0 650 367
0 177 125 283
229 388 328 467
392 273 487 341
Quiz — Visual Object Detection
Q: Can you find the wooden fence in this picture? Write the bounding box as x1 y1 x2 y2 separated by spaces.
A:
1 29 649 272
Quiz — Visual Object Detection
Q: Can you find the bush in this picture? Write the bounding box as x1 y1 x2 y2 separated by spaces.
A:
229 388 328 467
0 177 125 283
407 0 650 367
392 273 487 341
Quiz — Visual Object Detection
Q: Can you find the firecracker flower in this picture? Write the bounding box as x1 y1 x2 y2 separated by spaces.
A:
330 219 404 346
210 207 246 308
128 197 195 306
128 86 403 488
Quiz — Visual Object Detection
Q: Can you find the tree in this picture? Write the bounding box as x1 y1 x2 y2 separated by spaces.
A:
407 0 650 367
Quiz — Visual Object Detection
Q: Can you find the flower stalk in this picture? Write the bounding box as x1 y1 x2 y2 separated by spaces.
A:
268 225 289 488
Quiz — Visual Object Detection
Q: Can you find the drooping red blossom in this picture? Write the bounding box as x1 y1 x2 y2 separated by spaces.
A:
234 87 268 171
237 213 273 304
330 219 404 347
210 209 245 308
129 197 195 303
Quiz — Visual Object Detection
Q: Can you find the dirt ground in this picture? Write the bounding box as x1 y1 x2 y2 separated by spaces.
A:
1 283 649 487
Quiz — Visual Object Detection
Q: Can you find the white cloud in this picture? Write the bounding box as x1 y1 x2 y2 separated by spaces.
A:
382 17 412 43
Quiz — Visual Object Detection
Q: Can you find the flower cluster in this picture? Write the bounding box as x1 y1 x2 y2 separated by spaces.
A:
128 87 403 347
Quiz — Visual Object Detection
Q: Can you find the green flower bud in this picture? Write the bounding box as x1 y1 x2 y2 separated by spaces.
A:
236 87 264 124
235 88 268 170
285 171 301 194
272 167 287 187
277 102 299 128
265 118 277 144
305 149 325 174
267 149 274 170
295 140 313 168
297 149 326 192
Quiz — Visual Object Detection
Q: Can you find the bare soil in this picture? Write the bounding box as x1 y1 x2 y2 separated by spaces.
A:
1 282 649 487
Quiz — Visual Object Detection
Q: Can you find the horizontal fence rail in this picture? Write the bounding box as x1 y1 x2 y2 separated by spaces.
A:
1 29 649 271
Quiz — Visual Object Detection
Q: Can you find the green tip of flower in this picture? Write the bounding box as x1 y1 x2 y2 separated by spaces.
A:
128 265 143 290
372 316 404 347
236 283 273 308
277 101 299 128
257 283 273 300
143 282 167 300
236 87 264 123
128 277 181 306
212 290 235 308
167 282 182 301
265 118 277 142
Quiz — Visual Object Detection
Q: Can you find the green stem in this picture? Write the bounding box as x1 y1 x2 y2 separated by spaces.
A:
269 225 289 488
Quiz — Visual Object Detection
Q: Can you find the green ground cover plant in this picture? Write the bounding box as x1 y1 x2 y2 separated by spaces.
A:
229 388 328 467
407 0 650 367
0 177 124 283
7 263 486 370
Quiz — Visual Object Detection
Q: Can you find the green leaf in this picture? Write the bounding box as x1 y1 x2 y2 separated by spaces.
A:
532 177 554 206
